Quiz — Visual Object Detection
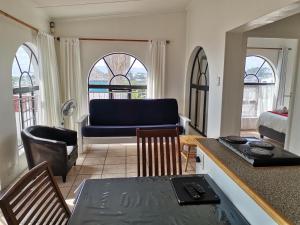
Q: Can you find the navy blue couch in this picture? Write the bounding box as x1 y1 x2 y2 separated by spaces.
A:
78 99 190 151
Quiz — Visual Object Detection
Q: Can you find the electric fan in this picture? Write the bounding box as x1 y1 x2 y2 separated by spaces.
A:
61 99 77 126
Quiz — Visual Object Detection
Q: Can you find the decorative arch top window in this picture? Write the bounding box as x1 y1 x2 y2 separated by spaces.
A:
12 44 39 148
88 53 147 100
242 55 276 119
244 56 276 84
188 47 209 136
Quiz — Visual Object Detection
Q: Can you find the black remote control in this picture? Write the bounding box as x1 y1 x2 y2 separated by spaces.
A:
192 183 206 194
184 183 201 200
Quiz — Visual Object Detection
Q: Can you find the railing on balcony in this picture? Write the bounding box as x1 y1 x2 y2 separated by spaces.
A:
13 86 39 147
88 85 147 101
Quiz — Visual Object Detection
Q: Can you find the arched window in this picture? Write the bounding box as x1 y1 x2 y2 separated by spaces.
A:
12 44 39 147
88 53 147 100
242 55 276 118
188 47 209 136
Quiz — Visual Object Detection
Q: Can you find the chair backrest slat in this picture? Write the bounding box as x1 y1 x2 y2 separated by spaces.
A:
0 162 70 225
153 137 159 176
136 128 182 177
148 137 153 176
165 137 171 175
159 136 165 176
171 137 177 175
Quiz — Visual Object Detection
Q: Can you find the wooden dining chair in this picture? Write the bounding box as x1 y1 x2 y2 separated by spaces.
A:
0 161 71 225
136 128 182 177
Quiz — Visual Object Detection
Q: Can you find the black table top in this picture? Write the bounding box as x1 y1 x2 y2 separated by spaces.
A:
67 175 249 225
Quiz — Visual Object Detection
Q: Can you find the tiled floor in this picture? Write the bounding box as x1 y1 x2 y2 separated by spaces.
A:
0 143 196 224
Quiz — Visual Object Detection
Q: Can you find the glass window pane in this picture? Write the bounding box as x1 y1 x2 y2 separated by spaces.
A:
110 75 130 86
244 75 259 83
104 54 133 75
88 53 148 100
257 62 275 83
245 56 264 75
127 60 147 85
244 56 275 84
16 46 31 72
89 59 112 85
12 58 21 88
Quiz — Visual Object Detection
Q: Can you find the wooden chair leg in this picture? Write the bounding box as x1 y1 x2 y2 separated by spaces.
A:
185 146 191 172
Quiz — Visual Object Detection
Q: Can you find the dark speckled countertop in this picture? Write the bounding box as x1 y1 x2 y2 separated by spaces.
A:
196 138 300 225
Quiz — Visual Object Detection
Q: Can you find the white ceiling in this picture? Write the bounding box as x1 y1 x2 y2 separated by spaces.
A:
28 0 191 20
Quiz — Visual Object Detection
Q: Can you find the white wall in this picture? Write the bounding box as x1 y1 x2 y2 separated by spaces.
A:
54 12 186 113
184 0 300 138
0 0 49 189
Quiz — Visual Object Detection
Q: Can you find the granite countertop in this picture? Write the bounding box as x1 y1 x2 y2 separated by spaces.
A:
196 138 300 225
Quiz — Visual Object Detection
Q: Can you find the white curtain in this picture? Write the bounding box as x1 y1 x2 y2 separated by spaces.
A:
37 32 61 126
274 47 289 109
60 38 83 130
241 85 275 130
147 40 166 99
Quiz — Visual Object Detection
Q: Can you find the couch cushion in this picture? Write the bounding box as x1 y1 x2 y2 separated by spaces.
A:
89 99 180 126
82 125 184 137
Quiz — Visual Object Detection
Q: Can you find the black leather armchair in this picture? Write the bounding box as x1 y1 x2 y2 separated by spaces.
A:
21 125 78 182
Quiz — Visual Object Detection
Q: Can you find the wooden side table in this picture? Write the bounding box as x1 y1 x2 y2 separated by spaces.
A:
180 135 201 172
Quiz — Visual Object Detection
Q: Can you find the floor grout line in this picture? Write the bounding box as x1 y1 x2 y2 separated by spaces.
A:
100 145 109 178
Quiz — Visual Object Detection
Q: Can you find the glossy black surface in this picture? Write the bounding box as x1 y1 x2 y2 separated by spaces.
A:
219 137 300 166
68 175 249 225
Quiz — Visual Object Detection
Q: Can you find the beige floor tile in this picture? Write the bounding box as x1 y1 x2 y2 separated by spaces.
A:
107 149 126 157
83 157 105 165
126 156 137 164
68 165 82 176
73 174 101 188
66 185 81 200
76 157 85 165
126 173 137 178
108 144 126 151
86 151 107 158
89 144 109 151
126 148 137 156
59 187 71 199
126 144 137 150
54 175 76 188
79 165 104 175
102 174 125 179
105 156 126 165
103 164 125 174
126 164 138 173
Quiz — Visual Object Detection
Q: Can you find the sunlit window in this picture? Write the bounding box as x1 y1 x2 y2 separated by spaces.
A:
242 56 276 118
88 53 147 100
12 44 39 148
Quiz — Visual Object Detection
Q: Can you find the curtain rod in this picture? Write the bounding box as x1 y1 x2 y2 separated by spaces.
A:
247 47 292 50
0 9 38 32
55 37 170 44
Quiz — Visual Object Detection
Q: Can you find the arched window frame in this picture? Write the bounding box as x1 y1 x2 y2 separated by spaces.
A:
12 43 39 148
88 53 148 100
244 55 276 86
188 47 209 136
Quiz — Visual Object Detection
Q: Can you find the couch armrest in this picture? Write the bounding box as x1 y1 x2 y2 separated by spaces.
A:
51 127 77 146
77 114 89 152
179 114 191 134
